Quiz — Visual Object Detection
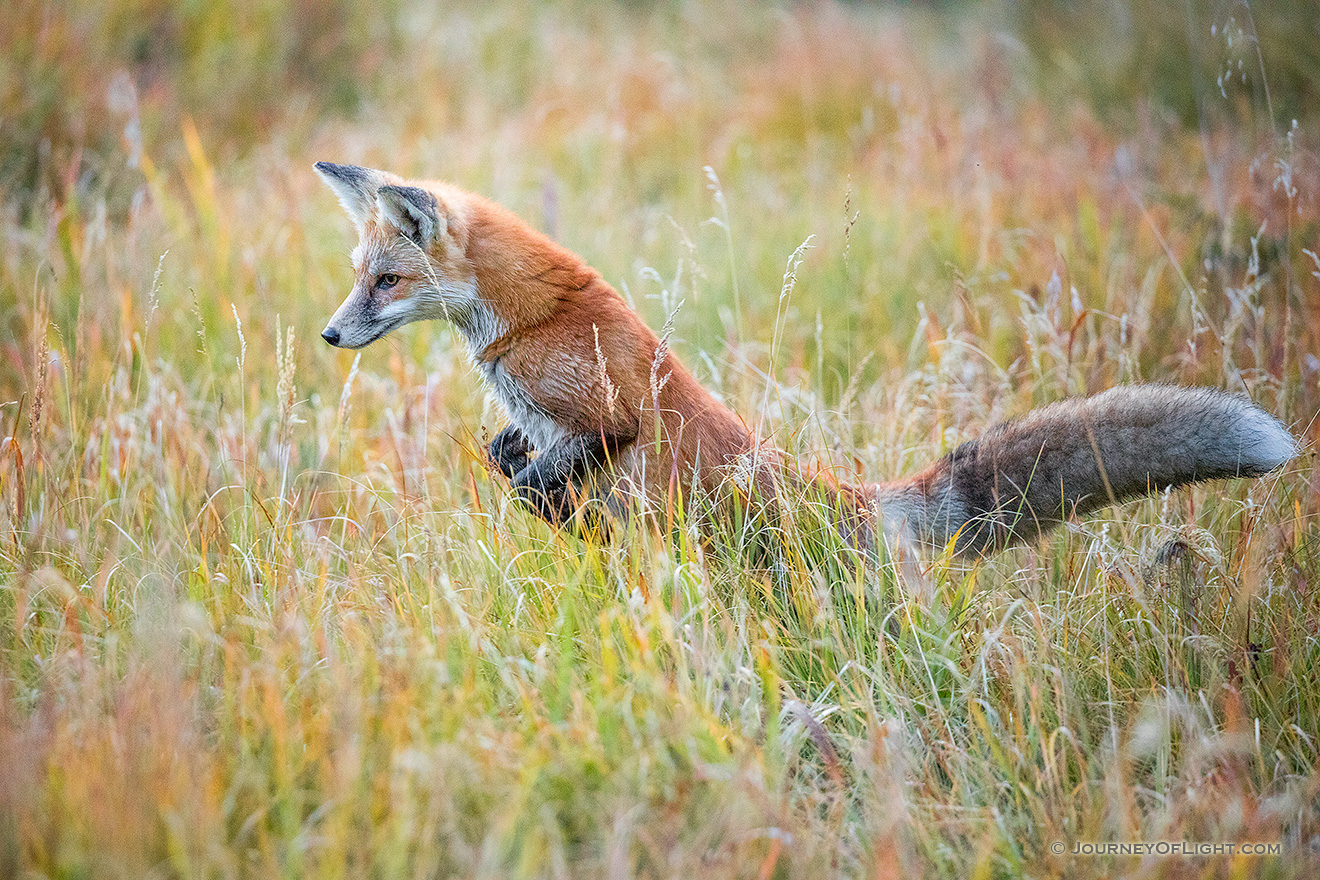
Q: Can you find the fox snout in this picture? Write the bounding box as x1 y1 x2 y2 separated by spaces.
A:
319 286 384 349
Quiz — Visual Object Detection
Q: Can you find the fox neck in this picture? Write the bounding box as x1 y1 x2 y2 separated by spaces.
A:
450 295 507 365
463 196 602 335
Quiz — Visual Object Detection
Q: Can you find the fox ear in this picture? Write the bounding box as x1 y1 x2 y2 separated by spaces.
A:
314 162 386 230
376 184 442 248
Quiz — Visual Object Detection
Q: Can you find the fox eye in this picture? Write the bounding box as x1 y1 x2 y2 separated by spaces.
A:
377 273 400 290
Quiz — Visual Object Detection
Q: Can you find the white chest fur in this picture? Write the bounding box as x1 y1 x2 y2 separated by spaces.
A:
458 302 567 452
477 359 568 452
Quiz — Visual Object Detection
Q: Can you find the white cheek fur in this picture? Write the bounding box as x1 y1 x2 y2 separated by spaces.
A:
416 273 481 325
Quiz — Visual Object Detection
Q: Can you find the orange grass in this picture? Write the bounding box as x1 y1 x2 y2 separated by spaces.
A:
1 1 1318 877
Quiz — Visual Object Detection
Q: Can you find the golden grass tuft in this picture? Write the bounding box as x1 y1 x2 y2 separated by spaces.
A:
1 1 1318 877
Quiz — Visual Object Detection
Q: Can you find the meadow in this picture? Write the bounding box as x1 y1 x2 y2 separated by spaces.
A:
2 1 1318 877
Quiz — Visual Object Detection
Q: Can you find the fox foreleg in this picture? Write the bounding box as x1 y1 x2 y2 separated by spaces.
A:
509 433 612 529
488 425 533 478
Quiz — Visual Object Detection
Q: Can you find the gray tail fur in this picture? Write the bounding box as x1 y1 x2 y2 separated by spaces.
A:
877 385 1297 556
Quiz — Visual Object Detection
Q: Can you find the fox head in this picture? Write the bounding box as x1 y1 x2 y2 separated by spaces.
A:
314 162 478 349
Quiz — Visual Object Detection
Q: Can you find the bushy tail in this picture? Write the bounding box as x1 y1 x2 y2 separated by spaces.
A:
876 385 1297 557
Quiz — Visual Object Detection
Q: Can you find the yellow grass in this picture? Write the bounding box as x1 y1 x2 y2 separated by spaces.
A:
1 1 1318 877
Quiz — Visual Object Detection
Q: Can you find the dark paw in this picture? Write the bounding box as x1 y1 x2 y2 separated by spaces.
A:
511 465 573 526
489 426 532 478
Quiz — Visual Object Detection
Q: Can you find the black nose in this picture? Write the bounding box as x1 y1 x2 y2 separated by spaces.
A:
321 327 340 346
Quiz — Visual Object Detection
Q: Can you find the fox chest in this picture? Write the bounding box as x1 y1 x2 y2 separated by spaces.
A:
478 360 569 452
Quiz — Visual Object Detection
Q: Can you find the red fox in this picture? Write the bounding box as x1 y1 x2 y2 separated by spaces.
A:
314 162 1297 558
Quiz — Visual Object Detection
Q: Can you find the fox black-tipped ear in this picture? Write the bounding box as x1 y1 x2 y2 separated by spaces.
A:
314 161 386 230
377 184 441 247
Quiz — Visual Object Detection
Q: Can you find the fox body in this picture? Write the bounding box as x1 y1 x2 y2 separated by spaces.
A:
315 162 1297 558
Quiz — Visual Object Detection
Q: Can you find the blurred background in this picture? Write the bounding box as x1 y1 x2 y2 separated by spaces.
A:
3 0 1317 396
3 3 1320 877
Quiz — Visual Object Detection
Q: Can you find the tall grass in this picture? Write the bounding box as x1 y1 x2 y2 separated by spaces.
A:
1 1 1317 877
